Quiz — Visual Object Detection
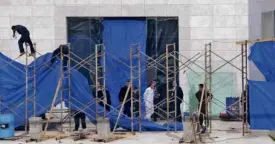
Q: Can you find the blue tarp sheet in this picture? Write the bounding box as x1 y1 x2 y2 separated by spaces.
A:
249 41 275 81
102 19 147 109
248 41 275 130
0 53 61 126
0 53 183 131
248 80 275 130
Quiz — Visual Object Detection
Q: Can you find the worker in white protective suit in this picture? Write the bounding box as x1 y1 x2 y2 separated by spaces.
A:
143 80 156 120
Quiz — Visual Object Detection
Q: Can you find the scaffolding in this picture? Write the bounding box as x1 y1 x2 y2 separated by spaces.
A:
0 39 255 140
204 43 212 133
196 41 248 136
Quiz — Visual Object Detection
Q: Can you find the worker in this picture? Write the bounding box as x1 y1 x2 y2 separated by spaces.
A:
143 80 156 120
11 25 35 56
93 82 112 111
73 110 87 131
195 84 212 131
50 44 69 70
171 81 184 122
118 81 131 117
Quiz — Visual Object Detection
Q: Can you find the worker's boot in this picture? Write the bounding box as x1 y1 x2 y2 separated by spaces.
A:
201 126 206 134
29 52 36 57
19 52 25 57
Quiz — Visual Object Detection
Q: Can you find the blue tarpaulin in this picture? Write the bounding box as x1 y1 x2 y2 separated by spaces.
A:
248 80 275 130
102 19 147 111
0 53 183 131
0 53 61 126
249 41 275 81
248 41 275 130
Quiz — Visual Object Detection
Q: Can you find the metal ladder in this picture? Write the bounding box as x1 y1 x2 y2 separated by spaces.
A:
24 42 37 132
165 43 177 132
130 43 141 132
95 44 107 118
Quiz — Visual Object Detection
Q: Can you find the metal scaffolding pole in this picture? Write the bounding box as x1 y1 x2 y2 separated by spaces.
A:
241 43 245 136
203 43 208 133
68 43 72 132
241 40 248 136
60 45 64 132
95 44 107 118
204 43 212 133
208 43 212 133
32 43 37 117
173 43 177 132
244 41 248 134
165 43 177 132
130 43 141 133
25 43 29 132
166 44 169 131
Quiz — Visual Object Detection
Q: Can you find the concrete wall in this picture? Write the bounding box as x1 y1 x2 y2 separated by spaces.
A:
248 0 275 81
0 0 249 112
249 0 275 40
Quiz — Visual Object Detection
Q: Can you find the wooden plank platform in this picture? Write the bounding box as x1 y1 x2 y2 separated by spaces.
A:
90 133 133 143
25 131 70 143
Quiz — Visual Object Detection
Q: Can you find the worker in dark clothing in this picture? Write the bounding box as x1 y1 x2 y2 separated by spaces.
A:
195 84 212 128
73 110 86 131
11 25 35 56
50 44 69 70
118 81 131 117
171 81 184 122
93 82 112 111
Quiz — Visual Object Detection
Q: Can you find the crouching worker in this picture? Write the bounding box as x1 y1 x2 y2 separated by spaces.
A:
50 44 69 70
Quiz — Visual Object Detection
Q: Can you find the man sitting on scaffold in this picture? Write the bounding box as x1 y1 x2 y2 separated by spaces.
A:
11 25 36 57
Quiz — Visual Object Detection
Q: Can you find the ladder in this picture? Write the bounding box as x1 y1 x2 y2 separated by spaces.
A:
204 43 212 132
24 42 37 132
95 44 107 118
165 43 177 132
241 41 248 135
130 43 141 132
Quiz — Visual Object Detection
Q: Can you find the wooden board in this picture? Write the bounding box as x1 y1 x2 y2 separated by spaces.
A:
25 132 69 143
236 38 275 45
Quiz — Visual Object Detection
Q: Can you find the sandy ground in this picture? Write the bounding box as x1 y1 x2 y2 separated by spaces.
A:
0 120 274 144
